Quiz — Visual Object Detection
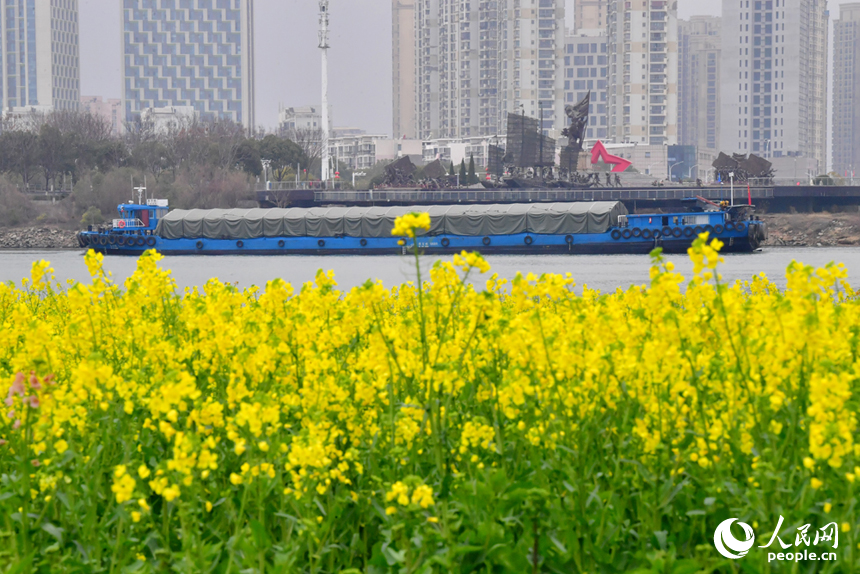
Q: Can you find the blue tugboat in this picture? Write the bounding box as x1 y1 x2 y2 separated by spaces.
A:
77 198 766 256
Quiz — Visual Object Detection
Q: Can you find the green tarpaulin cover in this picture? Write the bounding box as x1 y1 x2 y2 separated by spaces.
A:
155 202 628 239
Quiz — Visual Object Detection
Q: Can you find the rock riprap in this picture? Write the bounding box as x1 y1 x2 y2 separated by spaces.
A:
0 227 79 249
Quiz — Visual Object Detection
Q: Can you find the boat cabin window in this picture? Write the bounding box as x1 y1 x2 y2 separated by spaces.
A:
682 215 710 226
662 216 669 226
673 216 679 225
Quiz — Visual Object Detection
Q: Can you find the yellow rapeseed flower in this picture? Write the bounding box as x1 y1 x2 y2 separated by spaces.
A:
391 213 431 238
1 244 859 570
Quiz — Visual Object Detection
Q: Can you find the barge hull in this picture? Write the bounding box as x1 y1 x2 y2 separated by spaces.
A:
81 231 761 257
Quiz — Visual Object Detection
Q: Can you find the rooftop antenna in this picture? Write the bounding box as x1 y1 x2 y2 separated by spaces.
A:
319 0 330 185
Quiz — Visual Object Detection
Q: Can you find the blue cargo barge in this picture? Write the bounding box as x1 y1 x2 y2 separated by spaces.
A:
77 199 767 256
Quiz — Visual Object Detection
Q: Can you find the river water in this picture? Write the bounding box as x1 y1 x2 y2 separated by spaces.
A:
2 247 860 293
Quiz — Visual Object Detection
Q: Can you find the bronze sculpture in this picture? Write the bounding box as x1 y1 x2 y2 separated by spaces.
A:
561 91 591 152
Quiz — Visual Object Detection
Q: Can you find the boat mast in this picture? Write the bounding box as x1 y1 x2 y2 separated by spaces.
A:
319 1 330 185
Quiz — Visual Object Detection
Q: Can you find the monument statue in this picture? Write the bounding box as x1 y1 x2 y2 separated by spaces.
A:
561 91 591 152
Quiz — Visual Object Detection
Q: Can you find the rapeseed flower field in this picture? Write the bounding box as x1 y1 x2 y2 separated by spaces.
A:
1 220 858 572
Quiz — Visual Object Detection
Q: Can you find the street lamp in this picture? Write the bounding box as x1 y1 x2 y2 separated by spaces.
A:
763 139 770 159
729 171 735 206
352 171 367 188
519 103 526 174
261 159 271 188
539 101 544 180
668 161 683 182
686 165 697 180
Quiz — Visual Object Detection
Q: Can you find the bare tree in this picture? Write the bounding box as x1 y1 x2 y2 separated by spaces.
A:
123 115 159 147
0 131 39 188
282 127 323 177
168 116 246 173
131 141 174 182
205 117 246 169
46 109 113 143
0 108 49 134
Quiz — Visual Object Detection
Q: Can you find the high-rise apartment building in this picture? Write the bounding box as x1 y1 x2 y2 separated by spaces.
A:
413 0 565 140
431 0 504 139
678 16 721 175
719 0 827 171
832 3 860 175
607 0 679 145
415 0 440 139
121 0 255 131
0 0 80 111
498 0 566 134
563 32 609 140
393 0 417 138
575 0 607 32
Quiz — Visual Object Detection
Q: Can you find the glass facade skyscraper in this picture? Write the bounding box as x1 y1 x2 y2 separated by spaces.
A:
0 0 80 111
121 0 255 130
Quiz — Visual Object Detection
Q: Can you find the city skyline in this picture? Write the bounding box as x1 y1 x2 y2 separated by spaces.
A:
61 0 860 174
80 0 394 134
77 0 759 137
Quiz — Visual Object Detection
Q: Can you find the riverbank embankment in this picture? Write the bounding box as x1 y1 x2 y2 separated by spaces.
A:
762 213 860 247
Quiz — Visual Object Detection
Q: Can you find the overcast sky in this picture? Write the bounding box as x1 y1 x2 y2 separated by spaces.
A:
80 0 844 137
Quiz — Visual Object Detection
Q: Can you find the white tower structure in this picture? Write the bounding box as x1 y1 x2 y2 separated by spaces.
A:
319 1 331 183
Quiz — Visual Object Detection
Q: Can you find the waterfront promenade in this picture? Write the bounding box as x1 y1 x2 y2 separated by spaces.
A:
256 181 860 212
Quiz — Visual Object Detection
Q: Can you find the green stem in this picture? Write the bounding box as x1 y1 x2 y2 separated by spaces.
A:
108 517 125 574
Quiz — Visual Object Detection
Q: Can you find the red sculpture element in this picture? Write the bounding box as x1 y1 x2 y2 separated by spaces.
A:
590 140 633 173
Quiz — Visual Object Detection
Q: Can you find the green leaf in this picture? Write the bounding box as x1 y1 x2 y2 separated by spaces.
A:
549 534 568 554
249 519 270 549
671 559 703 574
41 522 64 544
382 544 406 565
2 556 32 574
